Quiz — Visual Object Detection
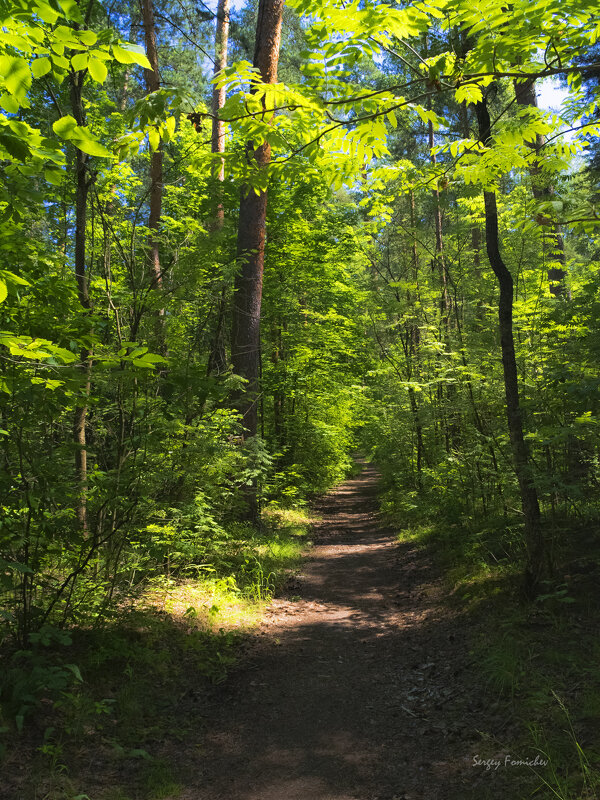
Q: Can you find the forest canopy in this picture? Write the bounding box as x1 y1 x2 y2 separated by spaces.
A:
0 0 600 783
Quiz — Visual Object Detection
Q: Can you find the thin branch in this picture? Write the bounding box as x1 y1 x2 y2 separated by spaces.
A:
154 10 217 65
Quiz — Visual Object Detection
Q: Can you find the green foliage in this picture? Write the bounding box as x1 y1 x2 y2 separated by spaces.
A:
0 625 82 732
1 0 599 791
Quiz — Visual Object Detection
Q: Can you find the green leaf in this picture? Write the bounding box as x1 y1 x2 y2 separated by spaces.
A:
0 270 31 287
0 280 7 303
165 115 176 139
51 52 69 70
65 664 83 682
455 83 483 105
0 334 77 363
53 24 77 43
0 92 19 113
131 351 166 368
138 352 166 363
31 58 52 79
87 57 107 83
0 56 32 100
75 136 112 157
0 558 32 573
34 1 60 23
148 127 160 151
78 30 97 46
52 114 78 139
71 52 88 72
0 131 31 160
52 115 113 158
44 167 64 185
113 44 152 69
128 347 148 358
58 0 84 22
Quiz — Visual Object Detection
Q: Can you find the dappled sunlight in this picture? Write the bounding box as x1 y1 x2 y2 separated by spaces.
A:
143 579 265 631
138 513 311 633
262 506 322 529
176 467 502 800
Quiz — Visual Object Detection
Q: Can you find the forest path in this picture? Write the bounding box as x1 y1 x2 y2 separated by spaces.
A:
178 465 501 800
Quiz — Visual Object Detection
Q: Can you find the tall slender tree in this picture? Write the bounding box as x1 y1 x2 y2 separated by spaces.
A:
476 95 544 594
206 0 231 378
231 0 284 440
71 65 92 538
211 0 230 227
141 0 167 350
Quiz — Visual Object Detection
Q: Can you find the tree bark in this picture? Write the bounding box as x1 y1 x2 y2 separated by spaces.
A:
211 0 230 227
408 190 424 489
231 0 284 439
206 0 231 377
70 69 91 538
476 97 544 594
458 102 482 273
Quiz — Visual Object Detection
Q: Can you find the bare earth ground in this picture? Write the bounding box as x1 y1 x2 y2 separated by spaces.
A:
164 465 517 800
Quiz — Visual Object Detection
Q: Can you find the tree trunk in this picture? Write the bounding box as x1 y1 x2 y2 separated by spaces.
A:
71 70 91 538
476 98 544 595
211 0 230 227
513 78 568 298
514 79 584 497
206 0 231 376
428 118 449 318
141 0 167 349
408 190 424 489
428 117 459 450
231 0 284 439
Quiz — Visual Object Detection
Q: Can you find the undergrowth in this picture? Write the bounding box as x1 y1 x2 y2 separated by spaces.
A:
386 491 600 800
0 504 314 800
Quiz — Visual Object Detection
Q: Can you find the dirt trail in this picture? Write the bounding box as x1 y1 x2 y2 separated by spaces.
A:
180 466 504 800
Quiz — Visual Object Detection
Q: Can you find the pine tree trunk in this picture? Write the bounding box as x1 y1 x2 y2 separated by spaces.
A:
428 117 458 450
514 80 584 497
428 119 449 319
458 102 482 274
231 0 284 439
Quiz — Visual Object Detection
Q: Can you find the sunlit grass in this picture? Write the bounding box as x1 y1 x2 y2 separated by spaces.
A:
141 504 316 632
262 505 320 529
143 577 265 631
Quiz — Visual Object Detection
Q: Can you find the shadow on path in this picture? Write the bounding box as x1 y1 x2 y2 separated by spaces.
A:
173 466 511 800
